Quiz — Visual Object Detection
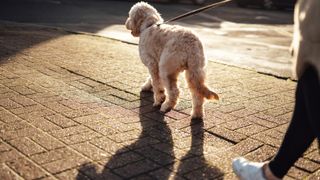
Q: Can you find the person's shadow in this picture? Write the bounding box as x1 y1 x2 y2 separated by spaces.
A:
175 119 224 179
76 91 175 179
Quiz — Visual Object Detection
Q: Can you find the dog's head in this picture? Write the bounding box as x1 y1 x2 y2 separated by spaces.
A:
125 2 163 37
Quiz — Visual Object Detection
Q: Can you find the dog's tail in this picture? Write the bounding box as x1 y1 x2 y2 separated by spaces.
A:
185 68 219 100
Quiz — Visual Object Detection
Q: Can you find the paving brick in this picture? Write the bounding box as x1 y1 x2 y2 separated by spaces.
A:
0 120 30 131
134 146 175 166
306 150 320 163
108 129 142 143
218 102 245 113
59 130 102 145
29 132 64 150
73 113 107 124
222 119 252 130
230 138 263 156
42 101 73 113
173 156 208 175
18 108 55 120
205 110 238 122
0 92 19 100
254 112 289 125
30 147 75 165
208 127 247 143
28 117 62 132
50 125 91 138
0 98 22 109
97 105 136 118
55 168 90 180
0 163 24 180
9 137 46 156
6 157 49 179
0 149 22 163
121 99 152 109
245 145 277 162
295 158 320 173
113 159 159 178
149 167 183 180
287 166 310 179
10 104 46 115
308 169 320 180
29 94 65 104
0 142 12 152
45 114 78 128
245 115 278 128
0 127 41 141
99 150 144 169
109 90 140 102
62 108 96 118
10 95 37 106
71 142 110 161
165 110 189 120
183 165 224 180
85 122 120 136
252 133 283 148
229 108 258 118
78 163 122 180
43 154 89 174
90 137 129 155
10 85 36 95
69 81 93 91
124 136 161 150
235 124 268 136
59 99 88 110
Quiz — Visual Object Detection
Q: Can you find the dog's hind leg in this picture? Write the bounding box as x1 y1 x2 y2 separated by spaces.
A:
147 66 166 107
185 68 207 119
159 63 180 113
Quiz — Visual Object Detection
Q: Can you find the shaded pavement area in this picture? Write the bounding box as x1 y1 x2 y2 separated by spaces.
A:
0 22 319 179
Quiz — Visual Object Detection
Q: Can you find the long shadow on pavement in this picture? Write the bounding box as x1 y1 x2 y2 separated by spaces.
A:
76 91 175 179
76 91 224 179
176 119 224 179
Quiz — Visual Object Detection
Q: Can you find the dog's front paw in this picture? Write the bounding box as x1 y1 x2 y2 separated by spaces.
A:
160 102 173 112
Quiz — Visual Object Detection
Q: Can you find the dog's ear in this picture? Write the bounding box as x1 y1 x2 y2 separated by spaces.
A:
125 17 131 30
131 9 145 37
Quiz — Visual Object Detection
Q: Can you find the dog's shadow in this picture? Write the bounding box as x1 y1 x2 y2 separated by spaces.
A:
176 119 225 179
76 91 174 179
76 91 224 179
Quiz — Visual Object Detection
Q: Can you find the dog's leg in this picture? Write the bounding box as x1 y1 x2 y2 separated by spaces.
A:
190 93 204 119
147 66 165 107
185 70 205 119
159 69 180 113
141 76 153 92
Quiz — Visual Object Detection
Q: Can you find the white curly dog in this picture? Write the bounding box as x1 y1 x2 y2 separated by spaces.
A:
125 2 219 119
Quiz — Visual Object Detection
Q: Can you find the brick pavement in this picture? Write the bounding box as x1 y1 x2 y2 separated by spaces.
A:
0 22 319 179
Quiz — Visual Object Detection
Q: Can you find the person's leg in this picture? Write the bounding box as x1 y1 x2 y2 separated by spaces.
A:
233 66 320 179
268 66 320 178
302 67 320 141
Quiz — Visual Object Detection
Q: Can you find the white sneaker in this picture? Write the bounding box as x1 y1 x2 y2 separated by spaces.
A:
232 157 266 180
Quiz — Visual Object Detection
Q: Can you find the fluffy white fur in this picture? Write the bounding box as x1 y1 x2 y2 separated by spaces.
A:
291 0 320 81
125 2 219 119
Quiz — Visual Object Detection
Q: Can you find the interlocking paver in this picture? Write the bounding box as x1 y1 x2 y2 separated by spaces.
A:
8 137 46 156
245 144 277 162
0 22 318 179
6 157 50 179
